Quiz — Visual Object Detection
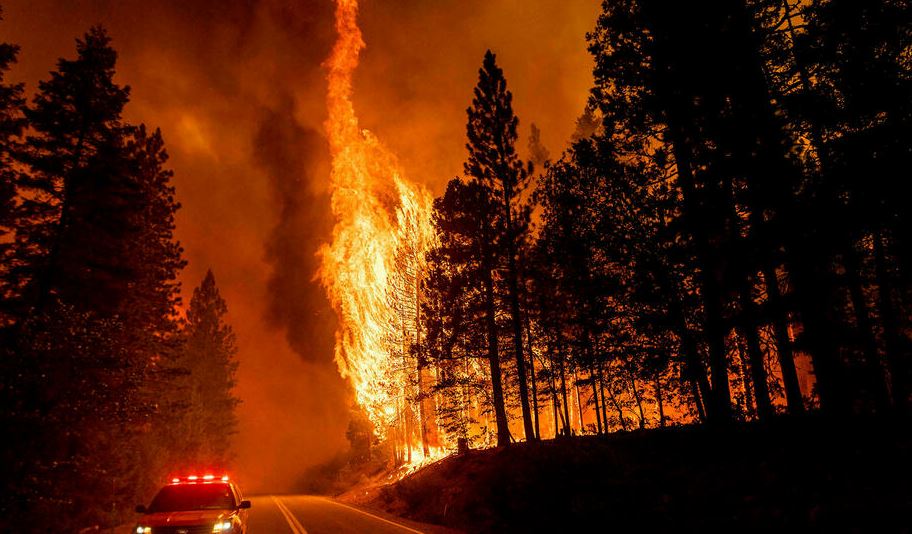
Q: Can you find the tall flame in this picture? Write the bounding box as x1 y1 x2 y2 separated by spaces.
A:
320 0 435 438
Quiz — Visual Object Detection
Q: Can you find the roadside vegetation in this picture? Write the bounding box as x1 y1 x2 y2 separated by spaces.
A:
1 13 240 530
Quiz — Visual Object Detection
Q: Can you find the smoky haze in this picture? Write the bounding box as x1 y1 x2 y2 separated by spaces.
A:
1 0 597 493
254 96 336 364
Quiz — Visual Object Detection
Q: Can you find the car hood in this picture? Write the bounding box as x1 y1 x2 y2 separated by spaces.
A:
141 509 232 526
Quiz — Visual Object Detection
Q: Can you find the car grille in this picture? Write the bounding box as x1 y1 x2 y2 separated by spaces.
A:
151 527 213 534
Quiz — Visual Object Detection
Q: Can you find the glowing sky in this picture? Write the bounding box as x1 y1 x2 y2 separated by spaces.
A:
1 0 599 492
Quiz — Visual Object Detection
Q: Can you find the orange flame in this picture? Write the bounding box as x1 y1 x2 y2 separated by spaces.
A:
320 0 435 441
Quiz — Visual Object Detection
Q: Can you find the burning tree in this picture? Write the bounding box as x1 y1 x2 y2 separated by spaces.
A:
319 0 442 465
422 178 508 450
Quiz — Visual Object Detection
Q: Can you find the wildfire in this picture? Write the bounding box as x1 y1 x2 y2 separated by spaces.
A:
319 0 436 450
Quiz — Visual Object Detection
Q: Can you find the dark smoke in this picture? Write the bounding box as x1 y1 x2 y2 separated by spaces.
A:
254 96 337 364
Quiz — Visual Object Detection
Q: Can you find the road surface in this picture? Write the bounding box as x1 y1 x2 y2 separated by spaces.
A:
247 495 444 534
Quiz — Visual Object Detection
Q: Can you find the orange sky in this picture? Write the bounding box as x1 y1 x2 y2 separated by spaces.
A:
1 0 599 492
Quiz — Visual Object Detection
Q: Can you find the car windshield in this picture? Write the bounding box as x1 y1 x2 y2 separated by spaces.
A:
148 484 235 512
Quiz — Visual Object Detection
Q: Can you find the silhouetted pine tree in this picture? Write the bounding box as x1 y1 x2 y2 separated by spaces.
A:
750 0 912 412
0 17 25 325
588 0 827 422
0 15 26 524
586 0 912 419
590 1 726 424
536 138 629 434
522 124 550 440
527 228 574 436
423 178 510 447
12 27 131 316
788 0 912 411
174 270 240 468
465 50 536 441
1 27 186 530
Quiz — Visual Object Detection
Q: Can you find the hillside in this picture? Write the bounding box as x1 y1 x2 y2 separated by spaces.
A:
359 418 912 532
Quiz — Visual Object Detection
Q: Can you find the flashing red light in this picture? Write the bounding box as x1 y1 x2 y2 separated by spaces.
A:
169 474 231 485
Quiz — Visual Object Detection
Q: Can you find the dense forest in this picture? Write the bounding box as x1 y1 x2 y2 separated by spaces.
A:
2 0 911 529
0 12 241 531
378 0 912 455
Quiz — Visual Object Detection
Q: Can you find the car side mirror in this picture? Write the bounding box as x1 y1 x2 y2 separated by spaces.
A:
238 500 252 510
135 504 147 514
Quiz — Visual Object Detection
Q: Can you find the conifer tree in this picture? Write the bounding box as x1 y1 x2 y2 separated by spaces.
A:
13 26 131 314
465 50 535 441
0 12 25 324
176 270 240 467
2 26 186 529
424 178 511 447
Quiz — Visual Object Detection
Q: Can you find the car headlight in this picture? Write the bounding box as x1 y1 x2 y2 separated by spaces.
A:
212 521 232 532
136 527 151 534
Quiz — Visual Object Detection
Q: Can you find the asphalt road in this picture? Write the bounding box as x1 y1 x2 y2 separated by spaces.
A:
247 495 441 534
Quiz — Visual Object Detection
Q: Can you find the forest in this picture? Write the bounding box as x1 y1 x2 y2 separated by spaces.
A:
2 0 911 530
369 0 912 456
0 14 241 531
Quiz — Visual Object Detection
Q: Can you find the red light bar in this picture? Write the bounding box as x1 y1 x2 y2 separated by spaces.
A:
169 474 231 484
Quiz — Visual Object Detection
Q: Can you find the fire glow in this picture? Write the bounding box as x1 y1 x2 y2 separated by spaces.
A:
319 0 436 454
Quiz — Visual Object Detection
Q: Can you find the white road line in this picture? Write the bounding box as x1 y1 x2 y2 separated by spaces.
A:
317 497 426 534
272 496 309 534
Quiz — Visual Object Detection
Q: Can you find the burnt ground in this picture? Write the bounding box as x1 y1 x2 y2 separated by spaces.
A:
360 417 912 533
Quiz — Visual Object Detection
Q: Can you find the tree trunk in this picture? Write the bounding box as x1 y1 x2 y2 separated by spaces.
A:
690 372 707 422
404 401 412 464
665 124 733 424
482 246 510 447
606 383 628 432
393 403 402 465
792 261 850 414
762 264 805 414
415 276 431 457
417 366 430 457
739 283 774 420
546 347 563 437
654 372 666 428
503 199 535 441
736 338 756 419
578 327 604 435
729 0 804 418
549 371 560 438
557 341 572 435
525 314 540 440
673 299 713 421
750 0 848 415
843 243 891 412
573 367 585 434
628 367 646 429
596 356 610 432
589 364 603 435
874 232 909 412
643 1 735 423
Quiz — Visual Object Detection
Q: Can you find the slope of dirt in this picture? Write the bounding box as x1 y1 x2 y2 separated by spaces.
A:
368 417 912 533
